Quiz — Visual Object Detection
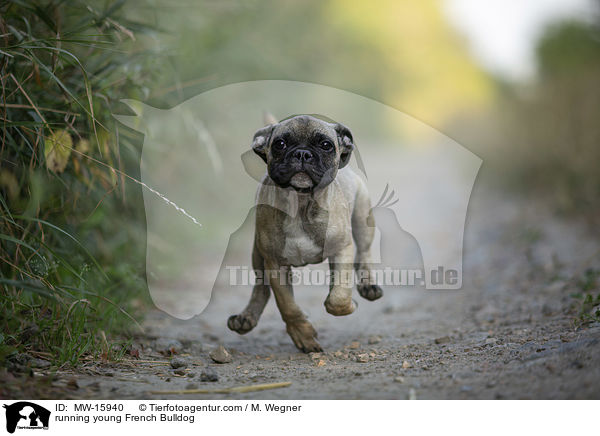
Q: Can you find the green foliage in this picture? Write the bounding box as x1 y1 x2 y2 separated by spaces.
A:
536 20 600 77
0 0 157 367
577 268 600 292
572 269 600 326
473 15 600 220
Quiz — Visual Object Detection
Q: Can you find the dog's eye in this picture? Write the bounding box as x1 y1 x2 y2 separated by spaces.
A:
320 140 334 151
272 139 286 151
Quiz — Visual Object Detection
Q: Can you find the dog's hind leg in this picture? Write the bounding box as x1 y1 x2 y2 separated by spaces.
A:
266 262 322 353
352 184 383 301
227 243 270 334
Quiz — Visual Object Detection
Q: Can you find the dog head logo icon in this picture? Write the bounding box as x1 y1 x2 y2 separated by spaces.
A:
3 402 51 433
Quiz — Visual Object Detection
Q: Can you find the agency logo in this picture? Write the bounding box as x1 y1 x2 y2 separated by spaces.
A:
114 80 482 319
3 402 50 433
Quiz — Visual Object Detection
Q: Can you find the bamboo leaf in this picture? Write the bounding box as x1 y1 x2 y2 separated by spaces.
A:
0 278 58 301
0 233 45 262
44 129 73 173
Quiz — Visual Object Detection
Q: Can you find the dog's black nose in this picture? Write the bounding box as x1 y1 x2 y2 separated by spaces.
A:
293 149 313 162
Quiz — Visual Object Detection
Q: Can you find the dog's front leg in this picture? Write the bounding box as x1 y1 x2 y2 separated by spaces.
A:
325 242 357 316
266 262 322 353
228 243 270 334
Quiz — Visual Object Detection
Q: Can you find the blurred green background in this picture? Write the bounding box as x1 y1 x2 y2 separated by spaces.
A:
1 0 599 369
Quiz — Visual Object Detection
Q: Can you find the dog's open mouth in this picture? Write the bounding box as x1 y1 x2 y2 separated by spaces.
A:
290 172 314 190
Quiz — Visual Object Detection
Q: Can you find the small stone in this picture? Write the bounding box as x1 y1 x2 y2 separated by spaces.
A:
460 385 473 392
571 359 584 369
9 353 31 366
187 372 196 378
316 359 326 367
154 338 183 355
67 378 79 390
200 368 219 382
434 336 451 344
170 357 188 369
86 381 101 391
309 352 322 360
173 368 187 376
30 358 51 369
368 335 381 344
408 388 417 400
394 376 405 383
541 304 554 316
19 324 40 342
209 345 232 363
356 353 369 363
333 351 344 358
402 360 411 369
349 341 360 349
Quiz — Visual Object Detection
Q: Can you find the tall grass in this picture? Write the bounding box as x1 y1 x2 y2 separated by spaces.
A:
0 1 158 367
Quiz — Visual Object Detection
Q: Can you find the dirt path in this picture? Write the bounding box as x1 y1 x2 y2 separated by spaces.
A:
44 179 600 399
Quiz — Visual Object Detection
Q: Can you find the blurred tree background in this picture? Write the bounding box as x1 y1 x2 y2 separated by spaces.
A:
507 17 600 216
138 0 492 127
1 0 599 369
458 11 600 219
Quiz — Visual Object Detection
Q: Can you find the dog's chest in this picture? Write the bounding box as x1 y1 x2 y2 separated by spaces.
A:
281 213 325 267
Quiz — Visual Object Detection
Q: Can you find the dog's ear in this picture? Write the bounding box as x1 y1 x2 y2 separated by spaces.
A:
334 123 354 168
252 124 274 164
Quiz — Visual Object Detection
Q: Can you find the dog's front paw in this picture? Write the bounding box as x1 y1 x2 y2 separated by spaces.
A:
324 293 357 316
227 313 257 334
357 284 383 301
286 321 322 353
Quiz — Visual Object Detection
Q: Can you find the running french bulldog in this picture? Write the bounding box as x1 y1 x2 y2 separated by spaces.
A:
227 115 382 352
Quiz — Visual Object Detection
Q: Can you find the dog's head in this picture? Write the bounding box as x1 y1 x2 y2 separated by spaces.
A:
251 115 354 192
